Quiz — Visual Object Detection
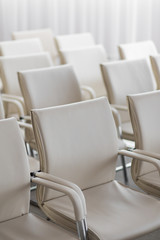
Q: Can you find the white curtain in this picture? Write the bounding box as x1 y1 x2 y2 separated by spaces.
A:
0 0 160 59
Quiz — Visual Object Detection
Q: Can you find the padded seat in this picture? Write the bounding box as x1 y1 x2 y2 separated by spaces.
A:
44 180 160 240
0 213 76 240
138 170 160 188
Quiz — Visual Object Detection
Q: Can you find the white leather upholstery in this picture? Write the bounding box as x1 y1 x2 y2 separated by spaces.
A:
18 65 82 115
55 32 95 51
0 118 30 222
31 97 160 239
127 90 160 196
118 40 158 60
47 180 160 240
150 54 160 89
60 45 107 97
0 118 77 239
0 53 53 97
101 58 157 141
32 98 118 196
0 213 76 240
0 39 43 56
12 28 58 64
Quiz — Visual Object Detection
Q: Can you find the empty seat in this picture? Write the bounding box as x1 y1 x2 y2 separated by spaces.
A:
31 97 160 239
60 45 107 97
0 117 78 239
101 58 157 141
118 40 158 60
127 90 160 197
12 28 58 64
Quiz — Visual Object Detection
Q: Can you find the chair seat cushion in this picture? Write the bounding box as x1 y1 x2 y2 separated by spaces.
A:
122 121 134 141
44 180 160 240
0 213 76 240
138 170 160 189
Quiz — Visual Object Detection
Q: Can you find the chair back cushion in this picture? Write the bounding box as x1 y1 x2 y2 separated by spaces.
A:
0 118 30 222
0 53 53 96
118 41 157 60
55 32 95 51
12 28 58 64
32 97 118 200
0 39 43 56
101 58 157 106
18 65 82 115
60 45 107 97
127 90 160 176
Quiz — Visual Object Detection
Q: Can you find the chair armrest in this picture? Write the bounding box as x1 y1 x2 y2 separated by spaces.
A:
35 171 87 216
133 149 160 160
18 121 33 130
111 104 128 112
81 85 96 99
2 95 24 117
118 149 160 175
32 174 86 222
2 93 25 108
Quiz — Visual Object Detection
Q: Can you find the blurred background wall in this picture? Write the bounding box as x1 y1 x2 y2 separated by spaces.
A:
0 0 159 59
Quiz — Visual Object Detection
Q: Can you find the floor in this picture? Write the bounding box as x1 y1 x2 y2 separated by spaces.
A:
30 157 160 239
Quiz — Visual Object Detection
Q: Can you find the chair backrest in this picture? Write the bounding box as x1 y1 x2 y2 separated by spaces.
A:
0 39 43 56
118 40 158 60
12 28 58 64
127 90 160 177
150 54 160 89
101 58 157 107
55 32 95 51
31 97 118 201
0 118 30 222
60 45 107 97
0 53 53 96
18 65 82 115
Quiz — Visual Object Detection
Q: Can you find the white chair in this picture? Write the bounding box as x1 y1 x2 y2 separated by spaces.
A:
0 38 43 56
18 65 128 182
55 32 95 63
118 40 158 60
0 52 53 117
31 97 160 240
101 58 157 142
12 28 58 64
0 117 79 239
0 38 44 93
55 32 95 51
127 90 160 197
59 45 107 98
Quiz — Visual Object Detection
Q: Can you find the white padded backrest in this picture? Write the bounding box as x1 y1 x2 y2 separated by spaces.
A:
55 32 95 51
127 90 160 153
118 40 158 60
18 65 82 115
0 53 53 96
150 55 160 89
32 97 118 200
60 45 107 97
101 58 157 106
127 90 160 175
12 29 58 64
0 94 5 119
0 39 43 56
0 118 30 222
